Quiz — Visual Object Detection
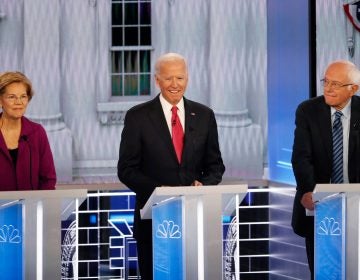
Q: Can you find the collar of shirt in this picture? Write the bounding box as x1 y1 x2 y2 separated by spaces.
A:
331 99 351 122
159 94 185 134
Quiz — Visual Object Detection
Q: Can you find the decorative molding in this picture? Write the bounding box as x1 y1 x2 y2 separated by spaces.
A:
88 0 97 7
73 160 117 178
214 109 252 128
27 113 66 131
73 159 117 168
98 110 127 125
96 101 142 125
0 11 5 20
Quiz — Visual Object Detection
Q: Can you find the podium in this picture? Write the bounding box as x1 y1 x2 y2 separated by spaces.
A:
313 183 360 280
141 184 247 280
0 189 87 280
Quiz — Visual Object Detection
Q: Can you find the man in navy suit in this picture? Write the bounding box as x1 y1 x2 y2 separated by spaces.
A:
291 60 360 279
118 53 225 279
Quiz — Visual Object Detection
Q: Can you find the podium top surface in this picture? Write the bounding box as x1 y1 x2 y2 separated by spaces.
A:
149 184 247 197
141 184 247 219
313 183 360 201
0 189 87 200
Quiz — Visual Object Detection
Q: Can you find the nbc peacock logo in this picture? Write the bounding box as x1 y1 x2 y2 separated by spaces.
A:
317 217 342 236
0 225 22 244
156 220 182 239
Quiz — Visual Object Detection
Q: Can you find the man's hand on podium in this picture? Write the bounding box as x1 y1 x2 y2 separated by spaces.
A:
158 180 203 187
191 180 203 187
301 192 315 210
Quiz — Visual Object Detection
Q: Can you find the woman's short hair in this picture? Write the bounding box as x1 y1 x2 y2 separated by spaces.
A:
0 71 34 101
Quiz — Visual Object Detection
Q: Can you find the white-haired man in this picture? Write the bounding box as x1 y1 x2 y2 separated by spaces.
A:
292 60 360 279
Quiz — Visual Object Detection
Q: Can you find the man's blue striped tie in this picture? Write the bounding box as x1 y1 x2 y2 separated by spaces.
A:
331 111 343 183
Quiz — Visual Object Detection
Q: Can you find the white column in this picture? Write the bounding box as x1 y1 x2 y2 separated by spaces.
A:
208 0 264 178
157 0 209 104
23 0 72 182
209 0 250 121
23 0 62 127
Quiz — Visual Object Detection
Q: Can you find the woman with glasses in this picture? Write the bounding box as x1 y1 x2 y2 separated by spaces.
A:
0 71 56 190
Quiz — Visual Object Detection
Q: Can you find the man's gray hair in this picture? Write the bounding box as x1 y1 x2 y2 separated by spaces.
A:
348 65 360 85
155 53 187 75
331 60 360 85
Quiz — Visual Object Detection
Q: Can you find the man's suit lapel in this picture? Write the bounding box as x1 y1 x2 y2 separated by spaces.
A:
317 99 332 162
349 96 360 136
348 96 360 181
182 98 196 165
147 95 179 163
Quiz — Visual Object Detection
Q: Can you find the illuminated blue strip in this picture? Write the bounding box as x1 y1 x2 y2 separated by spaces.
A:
109 213 134 224
276 161 293 169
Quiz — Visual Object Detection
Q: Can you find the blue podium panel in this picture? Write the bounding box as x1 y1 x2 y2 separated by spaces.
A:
152 197 184 280
0 204 23 280
315 194 345 280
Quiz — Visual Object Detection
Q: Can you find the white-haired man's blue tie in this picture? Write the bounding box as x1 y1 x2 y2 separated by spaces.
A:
331 111 344 183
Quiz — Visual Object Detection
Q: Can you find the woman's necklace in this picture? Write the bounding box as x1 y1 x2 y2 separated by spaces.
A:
0 117 21 149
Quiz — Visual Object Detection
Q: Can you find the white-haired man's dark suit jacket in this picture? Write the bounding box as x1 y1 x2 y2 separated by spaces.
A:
292 95 360 238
